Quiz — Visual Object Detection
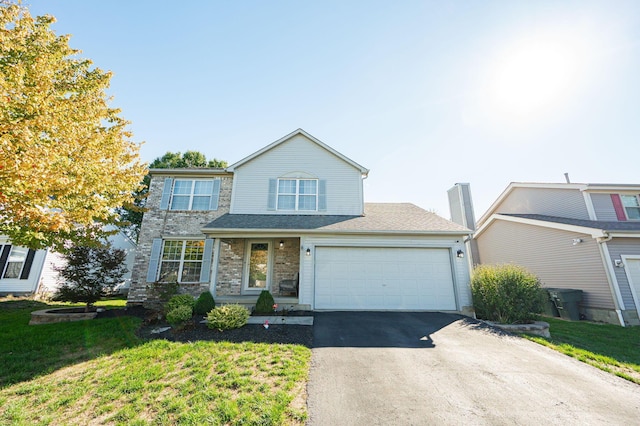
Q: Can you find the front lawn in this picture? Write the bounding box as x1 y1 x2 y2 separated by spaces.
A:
0 298 312 425
525 317 640 385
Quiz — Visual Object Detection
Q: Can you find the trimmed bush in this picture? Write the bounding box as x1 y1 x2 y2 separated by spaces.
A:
194 292 216 315
206 304 250 330
166 305 194 326
255 290 275 314
165 294 195 314
471 264 545 324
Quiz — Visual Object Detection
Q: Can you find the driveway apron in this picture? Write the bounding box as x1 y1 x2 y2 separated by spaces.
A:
307 312 640 425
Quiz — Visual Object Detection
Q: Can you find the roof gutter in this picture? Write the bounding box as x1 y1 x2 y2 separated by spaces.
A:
200 228 470 237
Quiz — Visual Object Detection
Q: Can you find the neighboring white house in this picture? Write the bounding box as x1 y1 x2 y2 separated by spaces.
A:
129 129 474 314
451 182 640 326
0 231 137 296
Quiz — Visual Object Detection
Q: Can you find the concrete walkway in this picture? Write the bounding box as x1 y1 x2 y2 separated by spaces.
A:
307 312 640 425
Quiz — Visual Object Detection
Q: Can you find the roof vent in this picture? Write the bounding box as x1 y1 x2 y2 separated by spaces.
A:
564 173 571 184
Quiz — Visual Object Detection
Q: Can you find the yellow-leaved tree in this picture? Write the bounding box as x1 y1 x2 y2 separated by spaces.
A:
0 2 146 251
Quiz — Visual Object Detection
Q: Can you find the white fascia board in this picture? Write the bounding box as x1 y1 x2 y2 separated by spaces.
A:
226 128 370 176
476 182 589 227
149 169 231 177
584 184 640 192
474 213 608 239
607 232 640 238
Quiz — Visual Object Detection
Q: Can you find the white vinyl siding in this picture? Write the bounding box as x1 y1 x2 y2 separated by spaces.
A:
476 219 614 309
607 238 640 311
0 244 47 294
230 134 364 215
591 193 618 221
494 188 590 220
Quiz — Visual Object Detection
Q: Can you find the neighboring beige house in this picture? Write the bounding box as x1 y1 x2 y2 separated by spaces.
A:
129 129 473 314
455 182 640 326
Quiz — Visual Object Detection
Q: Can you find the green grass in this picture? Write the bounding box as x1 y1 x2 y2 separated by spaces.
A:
525 317 640 384
0 297 312 425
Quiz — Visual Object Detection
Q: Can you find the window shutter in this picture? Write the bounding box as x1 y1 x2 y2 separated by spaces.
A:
267 179 277 210
159 178 173 210
146 239 163 282
199 238 214 282
318 180 327 211
0 245 11 277
209 179 221 210
19 249 36 280
611 194 627 221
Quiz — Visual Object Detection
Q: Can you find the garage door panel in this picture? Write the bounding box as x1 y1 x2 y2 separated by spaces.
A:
315 247 456 310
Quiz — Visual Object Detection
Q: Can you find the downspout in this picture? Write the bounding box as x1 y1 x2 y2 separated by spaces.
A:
596 233 626 326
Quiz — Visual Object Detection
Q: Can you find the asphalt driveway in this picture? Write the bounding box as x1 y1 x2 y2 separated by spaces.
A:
307 312 640 425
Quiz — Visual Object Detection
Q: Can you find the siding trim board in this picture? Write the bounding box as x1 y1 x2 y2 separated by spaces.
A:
583 192 597 220
475 214 608 239
621 255 640 321
598 241 627 326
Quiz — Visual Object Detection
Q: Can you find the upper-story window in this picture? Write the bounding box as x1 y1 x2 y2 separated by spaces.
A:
160 178 221 211
277 179 317 211
621 195 640 220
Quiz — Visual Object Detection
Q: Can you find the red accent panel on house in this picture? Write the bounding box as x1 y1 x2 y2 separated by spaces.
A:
611 194 627 221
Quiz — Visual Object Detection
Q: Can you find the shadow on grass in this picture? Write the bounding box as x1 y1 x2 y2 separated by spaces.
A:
0 299 143 388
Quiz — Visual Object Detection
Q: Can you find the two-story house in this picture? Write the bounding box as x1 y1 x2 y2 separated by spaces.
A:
463 182 640 326
128 129 473 314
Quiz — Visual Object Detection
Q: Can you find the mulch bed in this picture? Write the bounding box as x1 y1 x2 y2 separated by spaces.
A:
96 307 314 347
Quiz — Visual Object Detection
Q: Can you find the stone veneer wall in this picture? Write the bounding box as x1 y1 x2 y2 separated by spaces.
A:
215 238 300 297
215 239 245 296
128 174 232 306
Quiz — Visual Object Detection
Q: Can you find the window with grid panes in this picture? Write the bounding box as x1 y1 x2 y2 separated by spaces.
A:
277 179 317 211
158 240 205 283
170 180 214 211
621 195 640 220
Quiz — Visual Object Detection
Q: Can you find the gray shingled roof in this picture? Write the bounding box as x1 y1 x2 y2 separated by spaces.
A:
203 203 470 234
502 214 640 232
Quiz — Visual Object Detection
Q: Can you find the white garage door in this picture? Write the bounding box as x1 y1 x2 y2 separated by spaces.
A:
314 247 457 310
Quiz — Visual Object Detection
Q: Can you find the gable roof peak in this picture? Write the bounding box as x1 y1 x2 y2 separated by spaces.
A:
226 129 369 175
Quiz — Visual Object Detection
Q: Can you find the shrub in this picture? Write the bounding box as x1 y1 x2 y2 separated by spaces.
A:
255 290 275 314
149 281 179 303
166 305 194 326
165 294 195 314
194 292 216 315
471 264 545 324
206 304 249 330
52 244 127 312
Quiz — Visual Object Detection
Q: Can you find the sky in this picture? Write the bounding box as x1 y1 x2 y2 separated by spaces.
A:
25 0 640 220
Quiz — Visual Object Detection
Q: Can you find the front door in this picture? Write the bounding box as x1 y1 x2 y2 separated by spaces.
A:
243 241 272 293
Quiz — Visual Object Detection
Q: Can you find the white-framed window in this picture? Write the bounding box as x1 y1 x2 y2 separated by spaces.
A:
277 178 318 211
169 179 215 211
621 195 640 220
158 240 205 283
1 245 28 279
